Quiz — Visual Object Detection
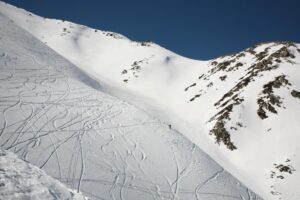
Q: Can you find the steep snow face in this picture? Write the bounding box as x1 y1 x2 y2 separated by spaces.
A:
0 2 300 200
0 149 86 200
0 6 260 200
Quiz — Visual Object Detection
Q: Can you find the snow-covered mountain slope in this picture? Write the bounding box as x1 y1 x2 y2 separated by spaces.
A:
0 6 261 200
0 149 86 200
0 1 300 199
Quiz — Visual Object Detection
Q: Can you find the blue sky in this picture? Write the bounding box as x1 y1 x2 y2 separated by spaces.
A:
2 0 300 60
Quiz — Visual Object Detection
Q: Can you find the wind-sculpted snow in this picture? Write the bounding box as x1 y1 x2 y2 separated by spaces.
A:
0 12 261 200
0 149 86 200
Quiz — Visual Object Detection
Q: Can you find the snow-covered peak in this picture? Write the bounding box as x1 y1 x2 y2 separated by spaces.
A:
191 41 300 149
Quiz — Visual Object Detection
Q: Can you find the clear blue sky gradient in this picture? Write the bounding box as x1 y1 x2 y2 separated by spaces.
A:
2 0 300 60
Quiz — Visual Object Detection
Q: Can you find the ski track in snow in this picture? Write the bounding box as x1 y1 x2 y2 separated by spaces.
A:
0 13 260 200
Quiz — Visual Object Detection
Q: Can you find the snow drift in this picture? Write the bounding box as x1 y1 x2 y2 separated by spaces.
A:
0 149 86 200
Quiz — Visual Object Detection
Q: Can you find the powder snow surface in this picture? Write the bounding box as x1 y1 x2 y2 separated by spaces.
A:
1 1 300 200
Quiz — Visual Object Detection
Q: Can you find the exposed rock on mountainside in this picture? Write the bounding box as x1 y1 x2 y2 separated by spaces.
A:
192 42 300 150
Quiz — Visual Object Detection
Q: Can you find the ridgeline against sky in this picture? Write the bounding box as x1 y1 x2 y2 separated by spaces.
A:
3 0 299 60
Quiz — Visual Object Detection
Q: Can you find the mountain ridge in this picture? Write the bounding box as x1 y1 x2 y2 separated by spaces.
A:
0 4 261 200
